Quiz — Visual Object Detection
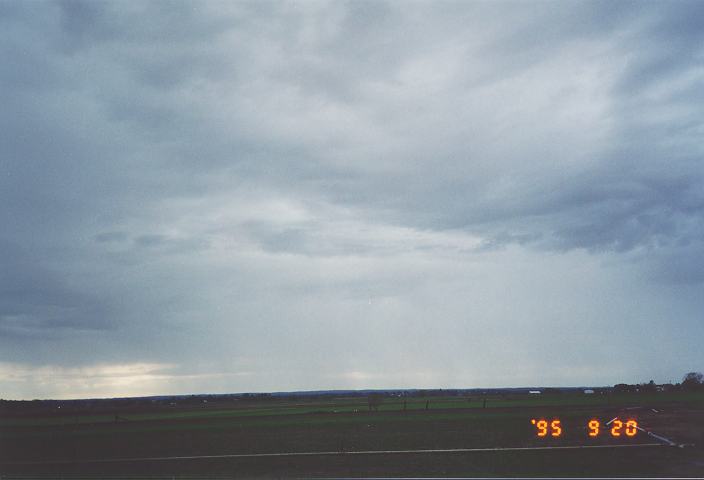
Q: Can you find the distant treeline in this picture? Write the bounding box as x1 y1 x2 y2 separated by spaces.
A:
615 372 703 393
0 388 567 412
2 372 701 415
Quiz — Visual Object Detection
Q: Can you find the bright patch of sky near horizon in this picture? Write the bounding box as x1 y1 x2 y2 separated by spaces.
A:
1 1 703 399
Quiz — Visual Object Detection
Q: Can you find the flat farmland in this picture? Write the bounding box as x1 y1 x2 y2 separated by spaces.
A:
1 392 703 477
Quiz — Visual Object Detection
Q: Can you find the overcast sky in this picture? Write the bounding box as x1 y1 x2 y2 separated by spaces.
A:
1 1 703 400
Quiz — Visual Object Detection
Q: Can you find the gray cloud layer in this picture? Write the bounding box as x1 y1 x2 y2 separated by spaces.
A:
1 1 702 399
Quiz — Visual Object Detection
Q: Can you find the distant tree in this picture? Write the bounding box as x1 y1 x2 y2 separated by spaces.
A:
367 393 383 411
641 380 657 393
613 383 631 393
682 372 703 391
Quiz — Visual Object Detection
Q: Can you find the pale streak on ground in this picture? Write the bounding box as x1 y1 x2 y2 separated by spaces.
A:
4 443 666 466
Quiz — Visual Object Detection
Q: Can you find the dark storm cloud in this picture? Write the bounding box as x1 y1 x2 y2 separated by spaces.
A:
1 0 703 398
453 158 704 255
277 3 704 263
0 240 116 340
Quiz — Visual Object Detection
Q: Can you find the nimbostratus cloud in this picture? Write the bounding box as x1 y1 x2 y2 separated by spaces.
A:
0 1 702 399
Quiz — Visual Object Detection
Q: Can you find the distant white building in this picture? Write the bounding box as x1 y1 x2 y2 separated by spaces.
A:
528 390 541 394
584 389 595 394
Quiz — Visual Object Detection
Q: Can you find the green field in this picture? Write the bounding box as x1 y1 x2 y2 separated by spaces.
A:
1 392 703 477
3 391 702 427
